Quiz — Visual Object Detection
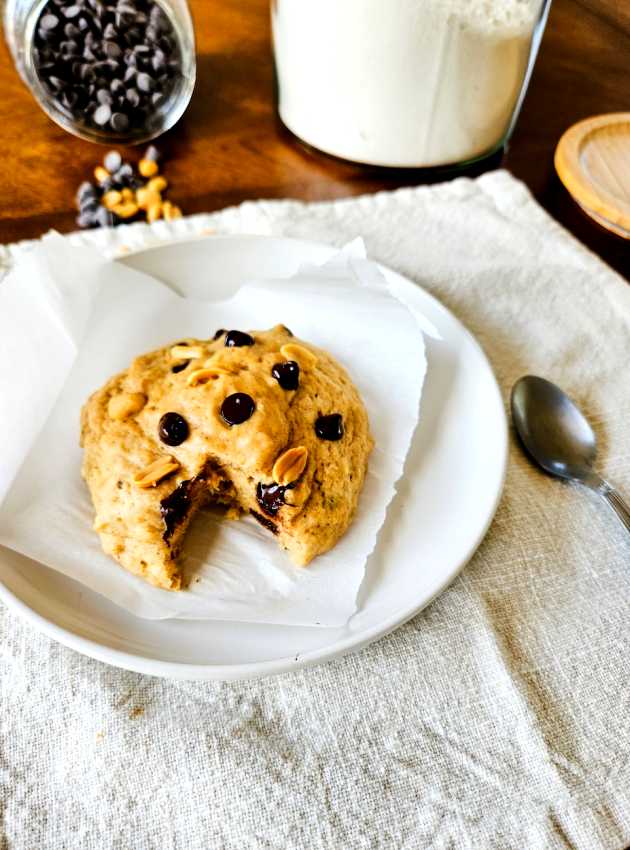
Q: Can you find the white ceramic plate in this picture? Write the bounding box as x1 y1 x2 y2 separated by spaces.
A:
0 235 507 680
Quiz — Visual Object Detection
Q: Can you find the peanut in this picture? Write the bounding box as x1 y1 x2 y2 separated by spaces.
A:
272 446 309 485
187 367 231 386
136 187 161 210
280 343 318 368
170 344 203 360
139 157 159 178
94 165 110 183
147 175 168 193
107 391 147 420
147 201 163 223
202 356 234 369
102 190 122 210
112 201 139 219
162 201 182 221
133 456 180 488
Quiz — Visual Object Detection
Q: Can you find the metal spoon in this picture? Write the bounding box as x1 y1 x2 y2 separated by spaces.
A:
511 375 630 535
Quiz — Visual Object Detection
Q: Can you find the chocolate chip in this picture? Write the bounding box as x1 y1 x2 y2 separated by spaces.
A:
256 481 293 516
212 328 226 340
272 360 299 391
79 197 99 214
95 205 114 227
136 71 154 92
281 325 293 336
220 393 255 426
96 88 112 104
114 162 132 180
144 144 160 161
93 102 111 124
125 87 140 107
151 50 165 72
103 39 121 59
249 510 278 535
76 210 96 228
61 38 79 53
40 13 60 28
160 479 192 541
315 413 344 441
224 330 254 348
158 412 189 446
103 149 121 171
76 180 97 202
171 360 190 374
110 111 129 132
61 89 78 109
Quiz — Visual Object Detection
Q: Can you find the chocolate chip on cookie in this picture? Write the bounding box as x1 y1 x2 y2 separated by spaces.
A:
224 330 254 347
158 412 190 446
272 360 300 391
171 360 190 374
250 510 278 534
256 481 293 516
220 392 255 425
212 328 226 340
315 413 344 441
160 479 193 541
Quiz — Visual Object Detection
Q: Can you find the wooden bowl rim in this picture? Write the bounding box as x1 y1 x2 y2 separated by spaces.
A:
554 112 630 238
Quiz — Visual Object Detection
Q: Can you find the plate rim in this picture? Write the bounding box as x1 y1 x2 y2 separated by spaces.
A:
0 233 508 680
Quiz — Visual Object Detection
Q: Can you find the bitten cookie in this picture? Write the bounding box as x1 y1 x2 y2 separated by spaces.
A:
80 325 374 590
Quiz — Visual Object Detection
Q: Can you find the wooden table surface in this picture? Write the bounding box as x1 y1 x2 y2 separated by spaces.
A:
1 0 628 280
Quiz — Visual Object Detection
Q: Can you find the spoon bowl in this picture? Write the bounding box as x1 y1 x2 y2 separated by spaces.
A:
511 375 597 482
511 375 630 536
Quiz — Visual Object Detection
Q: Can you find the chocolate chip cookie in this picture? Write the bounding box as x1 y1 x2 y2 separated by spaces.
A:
80 325 374 590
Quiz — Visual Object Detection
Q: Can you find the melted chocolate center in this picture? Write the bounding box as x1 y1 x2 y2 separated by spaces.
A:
160 479 193 541
250 510 278 535
256 481 293 516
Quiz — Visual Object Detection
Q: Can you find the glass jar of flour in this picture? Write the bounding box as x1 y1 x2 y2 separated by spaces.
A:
271 0 552 168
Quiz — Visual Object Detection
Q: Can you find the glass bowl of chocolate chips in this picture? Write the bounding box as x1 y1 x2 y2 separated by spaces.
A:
4 0 195 143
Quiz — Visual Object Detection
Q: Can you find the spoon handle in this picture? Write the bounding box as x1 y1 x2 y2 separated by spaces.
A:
598 482 630 535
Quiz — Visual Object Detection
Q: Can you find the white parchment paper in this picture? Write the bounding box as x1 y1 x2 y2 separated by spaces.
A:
0 234 432 626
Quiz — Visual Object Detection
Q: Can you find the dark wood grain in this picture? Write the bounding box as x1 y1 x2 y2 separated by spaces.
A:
0 0 628 279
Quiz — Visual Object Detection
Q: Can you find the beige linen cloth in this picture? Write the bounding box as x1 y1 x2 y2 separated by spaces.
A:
1 170 629 850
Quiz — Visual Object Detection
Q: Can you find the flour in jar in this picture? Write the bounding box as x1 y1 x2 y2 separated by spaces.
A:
272 0 541 167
